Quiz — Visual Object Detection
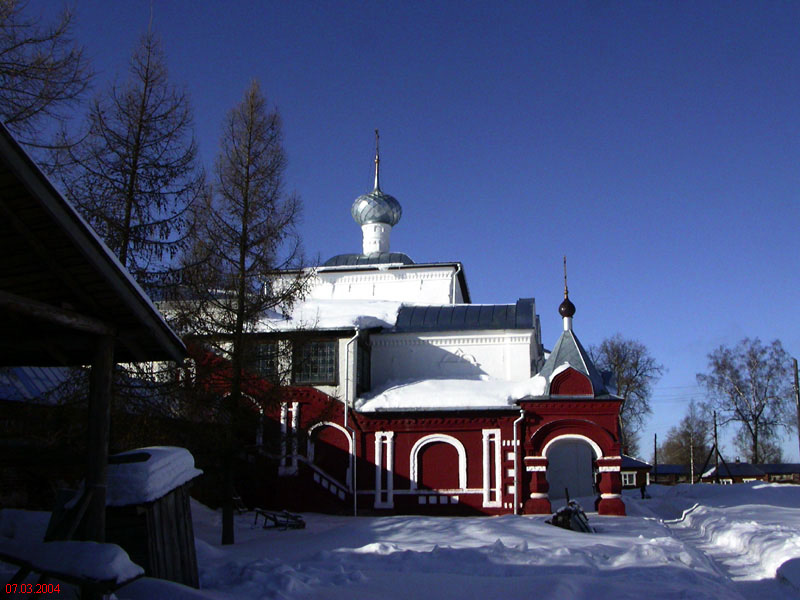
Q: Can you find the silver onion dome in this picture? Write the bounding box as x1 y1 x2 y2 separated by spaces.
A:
351 129 402 227
351 189 402 226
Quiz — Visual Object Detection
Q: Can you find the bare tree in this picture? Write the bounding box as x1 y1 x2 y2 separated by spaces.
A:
0 1 91 146
590 334 664 456
698 338 794 464
180 80 309 544
657 400 712 470
53 31 203 292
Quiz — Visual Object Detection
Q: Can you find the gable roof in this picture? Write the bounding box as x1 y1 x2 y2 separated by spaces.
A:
0 123 186 366
536 329 608 396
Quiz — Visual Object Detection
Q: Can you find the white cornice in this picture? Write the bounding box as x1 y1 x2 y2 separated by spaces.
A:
372 332 533 347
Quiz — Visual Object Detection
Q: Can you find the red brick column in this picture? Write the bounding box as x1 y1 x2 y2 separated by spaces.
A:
596 457 626 515
522 456 551 514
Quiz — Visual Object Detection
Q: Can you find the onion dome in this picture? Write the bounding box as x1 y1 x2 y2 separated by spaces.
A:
559 256 575 327
559 295 576 318
351 130 402 227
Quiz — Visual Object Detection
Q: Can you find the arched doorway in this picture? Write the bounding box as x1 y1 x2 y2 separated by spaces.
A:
309 423 352 486
544 436 598 507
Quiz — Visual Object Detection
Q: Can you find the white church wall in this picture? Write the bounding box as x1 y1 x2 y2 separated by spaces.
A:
369 330 535 388
300 266 460 304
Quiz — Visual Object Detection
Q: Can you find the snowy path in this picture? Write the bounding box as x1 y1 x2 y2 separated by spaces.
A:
630 484 800 600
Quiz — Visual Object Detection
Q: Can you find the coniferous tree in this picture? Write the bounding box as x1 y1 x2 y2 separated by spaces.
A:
179 80 309 544
0 1 91 147
53 31 203 292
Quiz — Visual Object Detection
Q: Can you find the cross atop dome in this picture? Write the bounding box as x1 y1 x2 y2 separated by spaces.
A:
559 256 576 330
351 130 403 255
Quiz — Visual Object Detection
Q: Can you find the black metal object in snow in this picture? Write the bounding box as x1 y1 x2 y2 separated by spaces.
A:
546 501 593 533
254 509 306 530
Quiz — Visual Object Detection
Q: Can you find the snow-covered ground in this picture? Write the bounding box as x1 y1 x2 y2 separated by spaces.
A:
2 483 799 599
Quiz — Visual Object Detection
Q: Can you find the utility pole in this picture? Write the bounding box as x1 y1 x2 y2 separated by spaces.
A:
653 433 658 484
689 428 695 485
713 411 720 484
794 358 799 461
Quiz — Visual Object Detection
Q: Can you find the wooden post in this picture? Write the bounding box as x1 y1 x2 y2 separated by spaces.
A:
85 334 115 542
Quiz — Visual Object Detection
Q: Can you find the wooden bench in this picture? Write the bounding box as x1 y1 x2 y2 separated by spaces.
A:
253 509 305 530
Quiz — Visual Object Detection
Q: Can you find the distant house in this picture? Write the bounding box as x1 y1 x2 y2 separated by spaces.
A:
651 464 691 485
756 464 800 484
620 455 651 489
700 462 767 484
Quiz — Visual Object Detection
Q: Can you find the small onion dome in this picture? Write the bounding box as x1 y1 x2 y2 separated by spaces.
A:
351 189 402 226
559 296 576 318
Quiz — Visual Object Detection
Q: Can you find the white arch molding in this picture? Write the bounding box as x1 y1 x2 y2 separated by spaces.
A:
541 433 603 460
409 434 467 490
307 421 354 487
307 421 354 460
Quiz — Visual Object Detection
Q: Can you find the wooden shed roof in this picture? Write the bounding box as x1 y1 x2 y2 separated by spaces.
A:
0 123 186 366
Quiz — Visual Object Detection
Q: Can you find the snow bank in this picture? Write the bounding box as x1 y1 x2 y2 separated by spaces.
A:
107 447 203 506
0 508 49 541
658 483 800 584
259 299 403 331
33 540 143 584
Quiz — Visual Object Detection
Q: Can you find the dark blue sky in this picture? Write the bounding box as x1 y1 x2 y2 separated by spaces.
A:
41 1 800 459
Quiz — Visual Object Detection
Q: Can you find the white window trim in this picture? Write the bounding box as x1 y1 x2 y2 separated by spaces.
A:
374 431 395 509
410 434 467 491
482 429 502 508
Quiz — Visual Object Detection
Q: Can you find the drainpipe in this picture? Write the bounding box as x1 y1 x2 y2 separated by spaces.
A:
344 328 360 516
451 263 462 303
512 409 525 515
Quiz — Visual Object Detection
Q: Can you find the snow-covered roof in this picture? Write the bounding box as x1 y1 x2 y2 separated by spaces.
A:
106 447 203 506
355 376 547 412
0 122 186 365
536 329 609 396
259 299 404 332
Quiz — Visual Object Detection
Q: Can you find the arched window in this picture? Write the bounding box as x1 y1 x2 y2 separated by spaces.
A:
409 434 467 490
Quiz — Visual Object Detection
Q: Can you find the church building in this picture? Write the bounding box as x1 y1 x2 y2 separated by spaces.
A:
252 134 626 516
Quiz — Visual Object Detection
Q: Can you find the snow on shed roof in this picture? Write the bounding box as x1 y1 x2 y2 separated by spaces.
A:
106 447 202 506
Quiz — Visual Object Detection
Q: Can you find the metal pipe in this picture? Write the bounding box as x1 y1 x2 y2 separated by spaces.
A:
512 409 525 515
451 263 462 303
344 328 360 516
